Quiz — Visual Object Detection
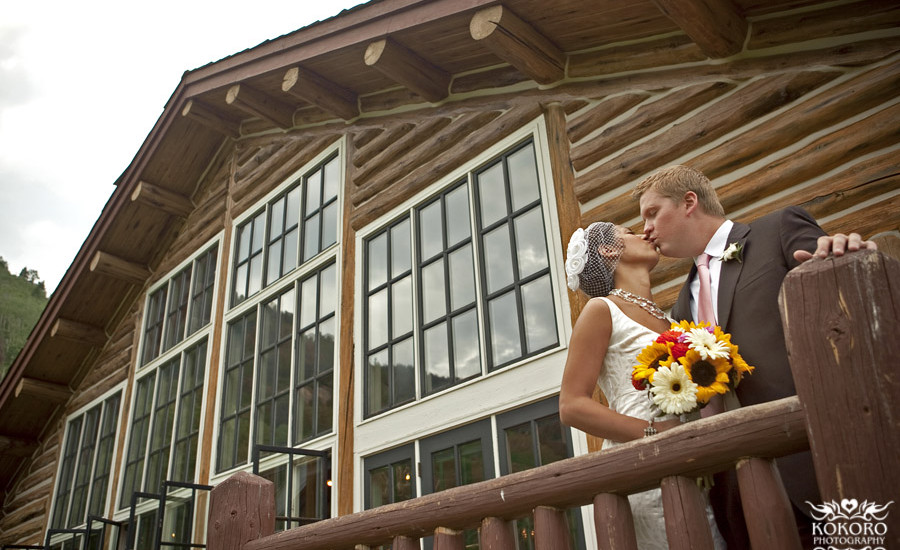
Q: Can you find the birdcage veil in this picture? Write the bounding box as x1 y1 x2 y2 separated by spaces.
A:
565 222 624 298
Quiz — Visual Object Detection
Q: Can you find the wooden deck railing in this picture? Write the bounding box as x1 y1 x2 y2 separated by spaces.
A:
208 250 900 549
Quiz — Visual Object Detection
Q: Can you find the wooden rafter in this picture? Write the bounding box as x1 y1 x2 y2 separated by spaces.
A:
50 318 107 347
364 37 450 103
651 0 747 58
89 250 152 285
470 5 565 85
181 99 241 138
226 83 296 129
15 377 71 404
131 180 194 219
0 435 39 458
282 66 359 121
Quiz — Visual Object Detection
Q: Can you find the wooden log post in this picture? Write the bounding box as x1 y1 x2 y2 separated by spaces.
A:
593 493 638 550
479 517 516 549
780 249 900 546
433 526 464 550
392 535 420 550
659 476 714 550
533 506 571 550
735 457 801 548
207 471 275 550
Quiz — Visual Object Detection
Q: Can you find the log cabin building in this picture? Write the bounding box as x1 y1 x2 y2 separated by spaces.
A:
1 0 898 547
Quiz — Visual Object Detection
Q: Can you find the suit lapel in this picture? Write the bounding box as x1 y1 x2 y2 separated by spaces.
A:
672 265 696 322
717 222 750 330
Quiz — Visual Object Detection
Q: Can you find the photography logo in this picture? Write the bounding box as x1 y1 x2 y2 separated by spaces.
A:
806 499 893 550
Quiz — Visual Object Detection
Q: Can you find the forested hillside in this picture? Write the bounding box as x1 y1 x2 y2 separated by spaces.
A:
0 257 48 381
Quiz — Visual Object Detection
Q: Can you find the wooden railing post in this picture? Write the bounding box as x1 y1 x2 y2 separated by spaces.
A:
780 250 900 545
659 476 714 550
735 458 801 548
533 506 571 550
207 471 275 550
593 493 638 550
434 526 465 550
479 517 516 549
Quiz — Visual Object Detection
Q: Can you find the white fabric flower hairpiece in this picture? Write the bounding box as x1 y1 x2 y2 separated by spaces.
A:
565 228 588 291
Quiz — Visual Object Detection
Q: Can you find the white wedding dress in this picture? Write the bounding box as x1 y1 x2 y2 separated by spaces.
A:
596 298 726 549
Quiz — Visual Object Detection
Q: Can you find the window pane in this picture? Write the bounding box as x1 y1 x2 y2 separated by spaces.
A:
366 349 389 416
300 274 318 328
317 374 333 433
452 311 480 381
393 460 413 502
508 144 540 210
521 275 557 353
319 264 337 318
303 213 320 261
489 292 521 367
445 184 470 247
505 422 536 473
458 440 486 485
369 465 390 508
321 202 337 250
421 259 446 324
536 415 568 465
483 225 514 293
424 322 450 394
270 196 285 237
448 245 475 310
367 233 388 288
391 276 413 337
323 156 340 201
286 187 301 231
367 289 388 350
431 448 456 492
391 219 411 276
476 162 506 227
514 208 549 279
392 338 415 405
306 170 322 214
419 199 443 261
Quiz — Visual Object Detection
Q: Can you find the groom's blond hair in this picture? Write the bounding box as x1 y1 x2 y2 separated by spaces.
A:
632 165 725 218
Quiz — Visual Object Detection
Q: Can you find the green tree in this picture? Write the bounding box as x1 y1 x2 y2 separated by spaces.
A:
0 257 49 381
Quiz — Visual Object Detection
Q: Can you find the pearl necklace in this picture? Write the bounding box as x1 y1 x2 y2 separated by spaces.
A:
609 288 669 320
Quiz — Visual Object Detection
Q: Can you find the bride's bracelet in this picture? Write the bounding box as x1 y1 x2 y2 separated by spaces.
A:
643 418 658 437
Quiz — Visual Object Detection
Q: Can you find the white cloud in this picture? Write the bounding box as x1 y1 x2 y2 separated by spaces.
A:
0 0 365 292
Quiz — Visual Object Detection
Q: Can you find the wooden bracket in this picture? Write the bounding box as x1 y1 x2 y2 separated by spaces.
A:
651 0 747 58
226 83 295 129
50 318 108 347
181 99 242 139
283 66 359 120
364 37 450 103
90 250 152 285
131 180 194 219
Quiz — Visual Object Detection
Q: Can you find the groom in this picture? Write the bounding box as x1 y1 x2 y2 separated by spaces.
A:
633 165 876 548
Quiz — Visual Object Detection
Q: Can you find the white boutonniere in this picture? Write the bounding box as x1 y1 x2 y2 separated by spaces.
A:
720 242 744 263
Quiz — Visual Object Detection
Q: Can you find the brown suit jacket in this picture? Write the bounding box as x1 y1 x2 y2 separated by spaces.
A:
671 207 826 537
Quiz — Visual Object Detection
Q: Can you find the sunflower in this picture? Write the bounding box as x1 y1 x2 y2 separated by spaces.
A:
649 364 699 415
727 344 754 385
679 349 732 404
632 342 672 388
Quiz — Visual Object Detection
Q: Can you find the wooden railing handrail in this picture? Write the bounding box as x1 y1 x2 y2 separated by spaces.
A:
239 397 807 550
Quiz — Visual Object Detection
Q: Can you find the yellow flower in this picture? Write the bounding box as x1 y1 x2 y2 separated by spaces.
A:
679 349 732 404
727 344 754 386
633 342 672 384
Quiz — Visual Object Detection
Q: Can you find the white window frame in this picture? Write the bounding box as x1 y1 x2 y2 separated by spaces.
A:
209 141 344 525
353 119 577 507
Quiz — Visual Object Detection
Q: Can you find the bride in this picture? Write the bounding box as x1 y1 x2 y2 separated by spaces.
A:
558 221 725 549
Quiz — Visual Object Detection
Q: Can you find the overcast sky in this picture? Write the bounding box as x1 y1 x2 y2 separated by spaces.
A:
0 0 366 294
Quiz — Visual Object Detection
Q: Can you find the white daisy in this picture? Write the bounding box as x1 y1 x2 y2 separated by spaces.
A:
649 364 699 415
684 328 730 360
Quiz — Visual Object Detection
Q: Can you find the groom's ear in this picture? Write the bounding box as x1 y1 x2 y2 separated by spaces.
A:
682 191 699 215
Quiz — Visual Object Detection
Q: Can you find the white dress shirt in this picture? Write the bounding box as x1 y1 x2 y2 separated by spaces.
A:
689 220 733 323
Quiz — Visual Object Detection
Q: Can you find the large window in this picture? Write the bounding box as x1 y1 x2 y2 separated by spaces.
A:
218 263 337 473
231 154 339 307
363 140 558 417
217 149 341 478
120 243 219 511
49 391 122 534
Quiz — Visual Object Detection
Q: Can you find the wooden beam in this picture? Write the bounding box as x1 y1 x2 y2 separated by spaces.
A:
181 99 241 138
131 180 194 218
0 435 39 458
364 37 450 103
282 66 359 121
50 318 107 347
89 250 152 285
15 377 72 404
225 83 295 129
651 0 747 58
469 5 565 85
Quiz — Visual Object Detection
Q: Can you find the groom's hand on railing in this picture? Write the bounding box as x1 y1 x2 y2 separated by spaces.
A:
793 232 877 262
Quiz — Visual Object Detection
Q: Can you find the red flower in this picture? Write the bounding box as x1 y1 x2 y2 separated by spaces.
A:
669 342 690 360
656 330 681 344
632 376 647 391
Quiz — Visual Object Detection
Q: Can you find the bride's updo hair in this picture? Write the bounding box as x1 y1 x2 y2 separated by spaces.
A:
565 222 624 298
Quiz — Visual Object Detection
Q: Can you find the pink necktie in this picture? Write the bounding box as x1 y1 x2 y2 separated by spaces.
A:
697 252 724 416
696 253 716 325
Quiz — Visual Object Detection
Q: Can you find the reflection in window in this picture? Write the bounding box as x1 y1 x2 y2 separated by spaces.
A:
364 445 415 511
362 139 558 417
232 155 339 307
474 142 556 370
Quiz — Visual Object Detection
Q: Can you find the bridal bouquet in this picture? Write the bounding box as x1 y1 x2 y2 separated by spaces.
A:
631 321 754 416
